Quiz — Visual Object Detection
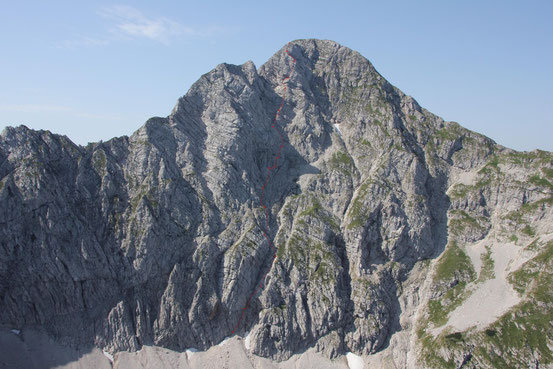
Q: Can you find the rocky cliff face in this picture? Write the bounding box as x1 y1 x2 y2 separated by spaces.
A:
1 39 552 369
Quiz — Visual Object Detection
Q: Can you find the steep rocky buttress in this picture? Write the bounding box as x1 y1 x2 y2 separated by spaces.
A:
1 39 552 369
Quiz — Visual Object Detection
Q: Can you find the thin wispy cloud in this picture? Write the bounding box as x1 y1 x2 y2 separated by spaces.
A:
58 5 233 48
100 5 195 44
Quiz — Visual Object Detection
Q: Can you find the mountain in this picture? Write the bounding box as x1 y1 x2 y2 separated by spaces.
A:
1 39 552 369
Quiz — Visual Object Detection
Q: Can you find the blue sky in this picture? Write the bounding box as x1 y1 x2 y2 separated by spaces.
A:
1 0 551 151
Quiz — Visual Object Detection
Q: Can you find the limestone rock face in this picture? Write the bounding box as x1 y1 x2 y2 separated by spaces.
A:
1 39 553 369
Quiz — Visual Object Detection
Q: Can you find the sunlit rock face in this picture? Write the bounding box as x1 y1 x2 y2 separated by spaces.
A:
1 39 552 369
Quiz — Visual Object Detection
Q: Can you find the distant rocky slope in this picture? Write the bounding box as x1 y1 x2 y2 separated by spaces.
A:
1 39 552 369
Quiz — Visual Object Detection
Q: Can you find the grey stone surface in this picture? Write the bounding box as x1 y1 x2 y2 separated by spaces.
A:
1 39 552 368
0 329 112 369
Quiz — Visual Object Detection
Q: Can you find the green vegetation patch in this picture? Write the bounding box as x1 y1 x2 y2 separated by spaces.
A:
341 81 385 118
92 149 107 176
427 282 469 326
542 167 553 179
448 209 488 237
435 126 461 141
417 239 553 368
346 180 373 230
445 332 463 341
475 241 553 367
298 197 340 231
504 149 553 167
130 186 159 213
280 231 339 285
424 242 476 327
434 242 476 283
478 246 495 282
418 329 462 369
329 151 353 166
299 197 323 218
448 157 503 200
521 224 536 237
509 241 553 295
529 174 553 190
229 227 261 259
359 138 372 148
504 194 553 229
448 183 472 200
371 119 390 137
328 151 354 176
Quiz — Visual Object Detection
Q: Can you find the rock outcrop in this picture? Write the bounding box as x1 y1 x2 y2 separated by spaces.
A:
1 39 552 369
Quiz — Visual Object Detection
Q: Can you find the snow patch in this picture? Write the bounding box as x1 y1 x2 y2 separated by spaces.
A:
102 350 114 363
346 352 364 369
244 331 251 350
11 329 20 335
217 336 231 346
185 347 198 360
333 124 343 136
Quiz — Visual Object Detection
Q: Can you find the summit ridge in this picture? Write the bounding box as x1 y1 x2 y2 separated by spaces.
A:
1 39 552 369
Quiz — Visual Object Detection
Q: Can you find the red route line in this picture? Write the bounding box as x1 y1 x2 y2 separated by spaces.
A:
232 43 296 335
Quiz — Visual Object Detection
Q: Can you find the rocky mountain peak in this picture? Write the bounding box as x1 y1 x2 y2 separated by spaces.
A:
1 39 553 369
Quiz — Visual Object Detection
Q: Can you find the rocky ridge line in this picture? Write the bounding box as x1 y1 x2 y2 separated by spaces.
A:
1 39 552 369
